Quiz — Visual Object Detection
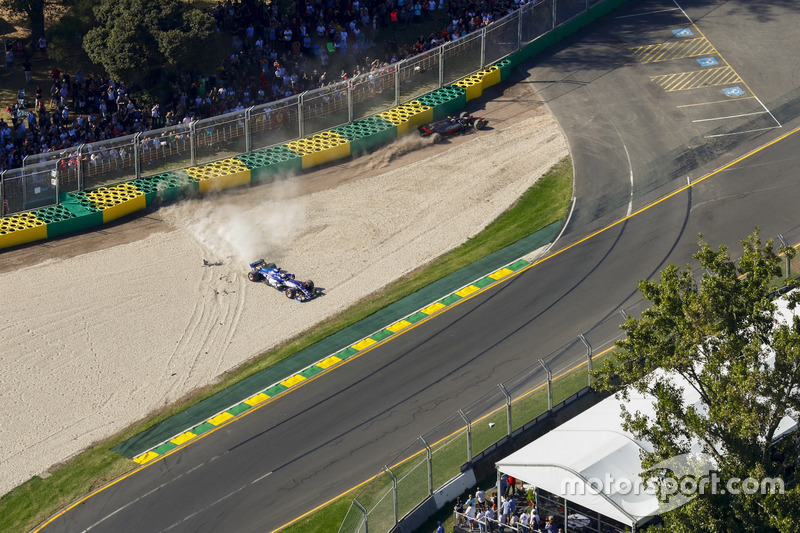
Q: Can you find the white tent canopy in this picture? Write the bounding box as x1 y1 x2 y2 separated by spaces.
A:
497 293 800 528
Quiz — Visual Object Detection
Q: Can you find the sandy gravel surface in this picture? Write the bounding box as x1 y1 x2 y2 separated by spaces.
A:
0 88 567 495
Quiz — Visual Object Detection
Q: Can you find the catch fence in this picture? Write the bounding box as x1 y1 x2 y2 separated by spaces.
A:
1 0 571 216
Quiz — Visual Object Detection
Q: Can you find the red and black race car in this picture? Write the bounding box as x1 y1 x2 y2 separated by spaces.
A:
417 111 488 143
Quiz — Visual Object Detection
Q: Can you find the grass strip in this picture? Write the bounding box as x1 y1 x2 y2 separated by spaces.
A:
0 156 572 533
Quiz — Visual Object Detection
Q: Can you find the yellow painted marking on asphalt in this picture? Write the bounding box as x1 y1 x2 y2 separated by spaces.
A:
387 320 412 332
133 451 159 465
680 20 759 104
651 66 741 92
421 302 446 315
317 356 342 369
630 37 716 63
208 412 234 426
281 374 306 387
36 123 800 533
244 393 270 406
489 268 513 280
456 285 480 297
170 432 196 446
352 338 377 351
677 96 756 108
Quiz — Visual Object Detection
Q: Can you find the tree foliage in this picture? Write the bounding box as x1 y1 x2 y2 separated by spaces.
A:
82 0 215 84
595 229 800 533
2 0 45 38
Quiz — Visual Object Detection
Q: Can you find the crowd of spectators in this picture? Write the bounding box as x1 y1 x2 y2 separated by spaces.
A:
1 0 536 172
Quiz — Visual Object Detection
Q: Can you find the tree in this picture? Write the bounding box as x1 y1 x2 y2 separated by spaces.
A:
82 0 215 85
2 0 46 39
595 229 800 533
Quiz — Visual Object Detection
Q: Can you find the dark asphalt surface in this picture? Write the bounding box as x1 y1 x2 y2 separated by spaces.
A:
41 1 800 532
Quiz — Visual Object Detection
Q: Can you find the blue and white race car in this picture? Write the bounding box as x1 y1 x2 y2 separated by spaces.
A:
247 259 317 301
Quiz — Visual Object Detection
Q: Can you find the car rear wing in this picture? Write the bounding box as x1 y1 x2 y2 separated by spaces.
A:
249 259 266 269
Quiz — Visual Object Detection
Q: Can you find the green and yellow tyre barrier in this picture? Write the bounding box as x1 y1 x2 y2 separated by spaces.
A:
379 100 434 137
131 170 198 206
333 116 398 154
286 131 351 170
237 145 303 183
184 158 251 194
0 212 48 248
416 86 468 121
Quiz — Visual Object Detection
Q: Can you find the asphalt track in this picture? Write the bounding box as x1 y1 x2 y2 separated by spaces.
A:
39 1 800 532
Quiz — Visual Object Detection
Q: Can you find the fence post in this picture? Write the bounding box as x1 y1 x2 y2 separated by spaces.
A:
133 133 142 180
419 436 434 495
438 45 444 88
517 9 523 50
245 107 253 153
457 410 472 464
298 92 305 139
75 144 85 191
347 81 354 124
579 334 592 387
539 359 553 411
384 466 399 526
353 499 368 533
499 383 512 436
480 27 487 69
553 0 558 30
189 121 197 167
0 170 4 217
778 234 791 277
394 66 400 107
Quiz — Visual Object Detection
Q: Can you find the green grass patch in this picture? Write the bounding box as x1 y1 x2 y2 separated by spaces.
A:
0 156 572 533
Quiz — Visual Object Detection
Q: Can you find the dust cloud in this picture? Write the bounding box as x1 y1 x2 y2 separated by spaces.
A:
365 134 434 170
161 177 304 266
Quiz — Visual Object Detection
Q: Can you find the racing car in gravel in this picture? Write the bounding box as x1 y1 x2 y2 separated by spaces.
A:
247 260 318 301
417 112 488 143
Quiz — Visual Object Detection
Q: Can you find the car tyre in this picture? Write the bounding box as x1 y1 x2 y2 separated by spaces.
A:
432 133 443 144
303 280 315 292
459 111 469 119
248 271 261 282
285 288 296 299
474 119 486 131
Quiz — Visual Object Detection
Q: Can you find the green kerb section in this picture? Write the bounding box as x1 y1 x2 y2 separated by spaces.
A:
508 259 530 271
406 311 429 324
474 277 495 288
192 421 215 435
371 329 394 342
229 403 251 416
114 219 563 459
440 293 462 306
300 366 323 378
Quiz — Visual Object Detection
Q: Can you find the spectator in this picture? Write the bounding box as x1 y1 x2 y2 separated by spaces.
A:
23 58 32 84
38 36 47 58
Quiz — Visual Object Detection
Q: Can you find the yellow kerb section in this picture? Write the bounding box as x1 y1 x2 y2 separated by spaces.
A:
208 412 234 426
185 158 251 194
281 374 306 388
422 302 446 315
133 451 160 465
352 338 377 351
170 431 197 446
456 285 480 298
0 212 47 249
317 356 342 369
82 182 146 223
387 320 412 333
489 268 513 280
379 101 434 136
245 393 270 406
286 131 351 169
